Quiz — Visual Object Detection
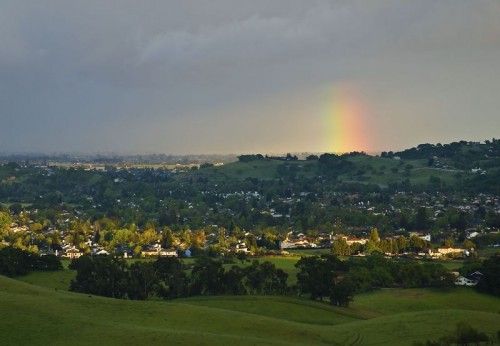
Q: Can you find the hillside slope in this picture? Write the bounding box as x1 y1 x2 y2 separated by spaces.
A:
2 275 500 345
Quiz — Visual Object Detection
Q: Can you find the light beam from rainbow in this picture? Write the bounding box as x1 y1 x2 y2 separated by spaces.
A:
324 84 372 154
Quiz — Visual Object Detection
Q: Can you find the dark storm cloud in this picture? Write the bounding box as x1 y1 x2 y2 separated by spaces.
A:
1 1 499 153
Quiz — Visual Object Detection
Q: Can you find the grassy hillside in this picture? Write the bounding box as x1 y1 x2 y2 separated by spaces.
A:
338 156 459 188
192 159 318 181
191 155 464 192
2 275 500 346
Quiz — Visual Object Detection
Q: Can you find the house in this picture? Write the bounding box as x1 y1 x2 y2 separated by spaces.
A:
437 247 464 255
234 243 251 253
159 248 178 257
279 240 296 249
455 276 478 287
467 271 483 281
466 231 479 239
64 248 84 259
92 248 110 256
114 245 134 258
346 238 367 246
410 232 431 242
142 247 160 257
427 249 443 258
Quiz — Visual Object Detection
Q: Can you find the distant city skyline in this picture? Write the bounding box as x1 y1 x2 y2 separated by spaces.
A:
1 1 499 155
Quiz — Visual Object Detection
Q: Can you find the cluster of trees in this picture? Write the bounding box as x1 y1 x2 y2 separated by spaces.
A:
332 229 437 257
294 253 456 307
459 255 500 298
237 153 299 162
69 254 359 307
413 321 494 346
475 254 500 297
0 246 62 277
295 253 454 306
69 256 289 300
30 251 490 309
237 154 265 162
295 254 353 306
383 139 500 166
344 255 456 291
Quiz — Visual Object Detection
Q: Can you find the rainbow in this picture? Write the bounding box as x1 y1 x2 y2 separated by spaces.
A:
324 84 372 154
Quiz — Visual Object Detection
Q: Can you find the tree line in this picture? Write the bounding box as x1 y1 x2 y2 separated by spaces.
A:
68 253 462 307
68 254 355 306
413 321 495 346
69 256 290 301
0 246 62 277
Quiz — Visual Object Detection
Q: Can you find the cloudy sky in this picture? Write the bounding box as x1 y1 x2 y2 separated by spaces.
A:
1 0 499 155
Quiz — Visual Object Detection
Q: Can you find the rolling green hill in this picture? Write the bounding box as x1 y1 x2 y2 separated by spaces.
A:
183 140 500 194
192 159 318 181
189 153 496 193
2 275 500 345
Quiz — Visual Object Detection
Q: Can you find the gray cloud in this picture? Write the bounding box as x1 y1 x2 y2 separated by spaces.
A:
1 0 499 154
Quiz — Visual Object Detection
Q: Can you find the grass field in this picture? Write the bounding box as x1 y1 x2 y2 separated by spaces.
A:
191 155 465 191
2 275 499 346
192 159 320 181
338 156 460 188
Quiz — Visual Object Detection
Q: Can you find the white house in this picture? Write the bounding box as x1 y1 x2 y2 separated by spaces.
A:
437 247 464 255
346 238 367 246
159 248 178 257
455 276 478 287
64 248 84 259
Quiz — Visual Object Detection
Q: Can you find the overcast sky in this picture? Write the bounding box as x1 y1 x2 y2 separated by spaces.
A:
1 0 499 155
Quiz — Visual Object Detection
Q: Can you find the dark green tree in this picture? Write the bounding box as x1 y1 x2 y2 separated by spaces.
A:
189 257 225 296
476 254 500 297
155 257 188 299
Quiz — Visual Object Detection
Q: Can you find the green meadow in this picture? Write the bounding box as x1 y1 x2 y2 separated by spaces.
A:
188 159 319 182
188 155 463 192
3 272 500 346
337 156 459 188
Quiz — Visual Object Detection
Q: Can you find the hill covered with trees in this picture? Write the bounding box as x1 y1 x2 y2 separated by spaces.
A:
0 139 499 261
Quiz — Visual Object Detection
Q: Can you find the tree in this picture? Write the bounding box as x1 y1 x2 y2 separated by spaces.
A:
364 240 381 255
224 265 246 295
476 254 500 297
429 321 491 346
371 267 394 288
329 278 354 307
397 236 408 253
453 321 489 345
0 211 11 231
332 238 351 256
369 228 380 243
443 238 454 247
69 256 128 299
155 257 188 299
410 235 428 252
162 227 176 249
295 254 346 303
128 261 158 300
346 266 372 293
463 239 475 251
296 256 331 301
244 260 264 294
415 207 428 230
189 257 225 296
0 247 32 276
